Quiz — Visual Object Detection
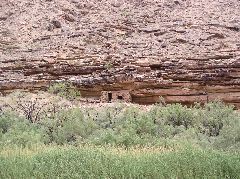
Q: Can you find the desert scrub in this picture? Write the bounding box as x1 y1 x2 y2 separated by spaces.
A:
1 98 240 178
1 95 240 150
48 82 81 100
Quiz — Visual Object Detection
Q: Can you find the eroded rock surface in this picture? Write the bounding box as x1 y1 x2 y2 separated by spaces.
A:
0 0 240 106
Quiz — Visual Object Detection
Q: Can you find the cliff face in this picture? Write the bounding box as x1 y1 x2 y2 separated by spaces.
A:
0 0 240 106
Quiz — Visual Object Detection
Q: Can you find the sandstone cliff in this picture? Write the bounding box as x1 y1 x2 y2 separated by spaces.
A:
0 0 240 106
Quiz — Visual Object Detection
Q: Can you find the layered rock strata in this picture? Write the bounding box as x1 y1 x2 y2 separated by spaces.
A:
0 0 240 106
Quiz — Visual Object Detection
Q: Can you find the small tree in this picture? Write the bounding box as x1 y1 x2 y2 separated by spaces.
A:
48 82 81 100
15 97 43 123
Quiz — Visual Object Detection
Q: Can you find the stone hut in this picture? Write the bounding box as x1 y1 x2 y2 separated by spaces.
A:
101 90 132 103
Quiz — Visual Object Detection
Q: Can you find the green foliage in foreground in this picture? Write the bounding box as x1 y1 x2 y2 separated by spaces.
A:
0 146 240 179
1 100 240 178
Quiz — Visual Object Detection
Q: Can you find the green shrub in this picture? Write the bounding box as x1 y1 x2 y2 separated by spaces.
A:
199 101 235 136
48 82 80 100
151 104 197 129
42 108 98 145
0 112 48 148
213 113 240 151
0 112 15 134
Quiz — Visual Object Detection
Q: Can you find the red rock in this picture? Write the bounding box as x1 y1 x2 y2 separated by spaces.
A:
0 0 239 107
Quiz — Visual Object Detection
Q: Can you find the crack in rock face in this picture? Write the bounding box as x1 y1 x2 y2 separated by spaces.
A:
0 0 240 107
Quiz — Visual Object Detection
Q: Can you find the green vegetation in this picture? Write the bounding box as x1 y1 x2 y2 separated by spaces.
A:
1 146 240 179
1 93 240 178
104 61 114 70
48 82 81 100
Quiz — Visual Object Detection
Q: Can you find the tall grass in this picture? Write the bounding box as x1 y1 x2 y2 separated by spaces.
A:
0 146 240 179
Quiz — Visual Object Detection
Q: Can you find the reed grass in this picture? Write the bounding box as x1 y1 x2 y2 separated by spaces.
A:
0 145 239 179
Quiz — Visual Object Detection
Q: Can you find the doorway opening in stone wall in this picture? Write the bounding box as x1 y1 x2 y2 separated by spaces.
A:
108 93 112 102
101 90 132 103
117 95 123 100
